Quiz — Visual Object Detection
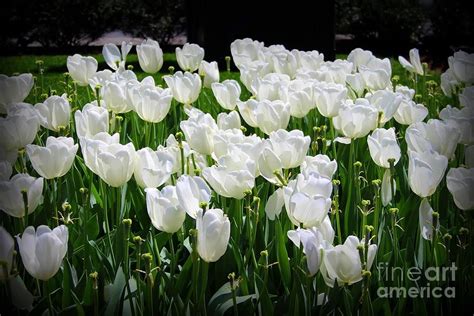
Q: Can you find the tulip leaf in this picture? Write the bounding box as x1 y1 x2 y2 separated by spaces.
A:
275 218 291 290
105 266 126 316
215 294 256 315
85 213 99 240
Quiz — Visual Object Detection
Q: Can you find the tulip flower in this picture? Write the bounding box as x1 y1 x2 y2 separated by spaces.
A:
419 198 439 240
176 175 211 219
237 99 290 135
66 54 98 86
80 132 121 175
196 208 230 262
164 71 202 105
0 73 34 114
134 148 174 188
145 186 186 233
398 48 424 75
313 82 348 118
0 174 43 218
238 61 272 92
287 226 332 276
459 86 474 108
283 173 333 227
250 73 290 101
217 111 241 130
347 48 374 72
74 103 109 138
272 50 298 78
267 129 311 169
136 39 164 74
94 142 136 187
211 80 241 111
359 57 392 91
446 167 474 210
265 188 285 220
406 120 461 159
103 41 132 70
367 128 401 168
440 68 460 97
292 49 324 71
439 105 474 145
26 137 78 179
332 98 378 141
199 61 219 88
300 155 338 180
448 50 474 84
366 90 403 124
408 149 448 198
0 226 14 280
393 99 428 125
305 60 352 85
0 110 39 152
35 94 71 132
466 145 474 168
321 235 377 287
176 43 205 72
101 80 135 114
0 161 12 181
230 38 264 68
16 225 68 281
280 79 315 118
180 110 218 155
130 84 173 123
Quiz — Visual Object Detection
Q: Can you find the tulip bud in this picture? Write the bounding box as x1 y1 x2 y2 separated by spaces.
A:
196 208 230 262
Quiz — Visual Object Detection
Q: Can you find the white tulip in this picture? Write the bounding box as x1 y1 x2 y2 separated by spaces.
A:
446 167 474 210
381 168 396 207
237 99 290 135
466 145 474 168
321 235 377 287
196 208 230 262
134 148 174 188
292 49 324 71
35 95 71 132
95 142 136 187
439 105 474 145
130 84 173 123
66 54 98 86
300 155 338 180
136 39 164 74
419 198 438 240
267 129 310 169
176 175 211 219
0 161 12 181
406 120 460 159
26 137 78 179
101 80 134 114
75 103 109 138
313 82 348 118
88 69 114 90
280 79 315 118
359 57 392 91
345 73 366 98
180 111 218 155
199 61 219 88
0 227 14 280
145 186 186 233
0 174 43 218
217 111 241 130
164 71 202 105
459 86 474 108
0 110 39 151
366 90 403 124
176 43 205 72
80 132 120 175
16 225 68 281
265 188 285 220
102 41 132 70
238 61 271 92
272 51 298 78
408 150 448 198
448 51 474 84
202 165 254 199
398 48 424 75
393 99 428 125
0 73 34 114
332 98 378 140
440 68 460 97
211 80 241 111
287 227 325 276
230 38 264 68
367 128 401 168
347 48 374 72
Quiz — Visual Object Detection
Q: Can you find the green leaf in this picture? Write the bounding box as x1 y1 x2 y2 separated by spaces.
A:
85 213 99 240
105 267 126 316
275 218 291 290
216 295 256 315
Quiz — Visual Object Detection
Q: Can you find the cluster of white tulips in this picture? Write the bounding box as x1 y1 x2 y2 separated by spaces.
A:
0 37 473 314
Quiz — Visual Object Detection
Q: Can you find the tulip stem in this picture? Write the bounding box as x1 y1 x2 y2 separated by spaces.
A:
44 280 54 316
344 140 355 236
100 180 116 269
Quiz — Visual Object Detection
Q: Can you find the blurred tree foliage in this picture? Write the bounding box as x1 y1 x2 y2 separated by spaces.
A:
0 0 185 48
335 0 473 56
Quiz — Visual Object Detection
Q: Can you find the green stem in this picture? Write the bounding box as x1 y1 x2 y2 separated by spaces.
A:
344 140 355 235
